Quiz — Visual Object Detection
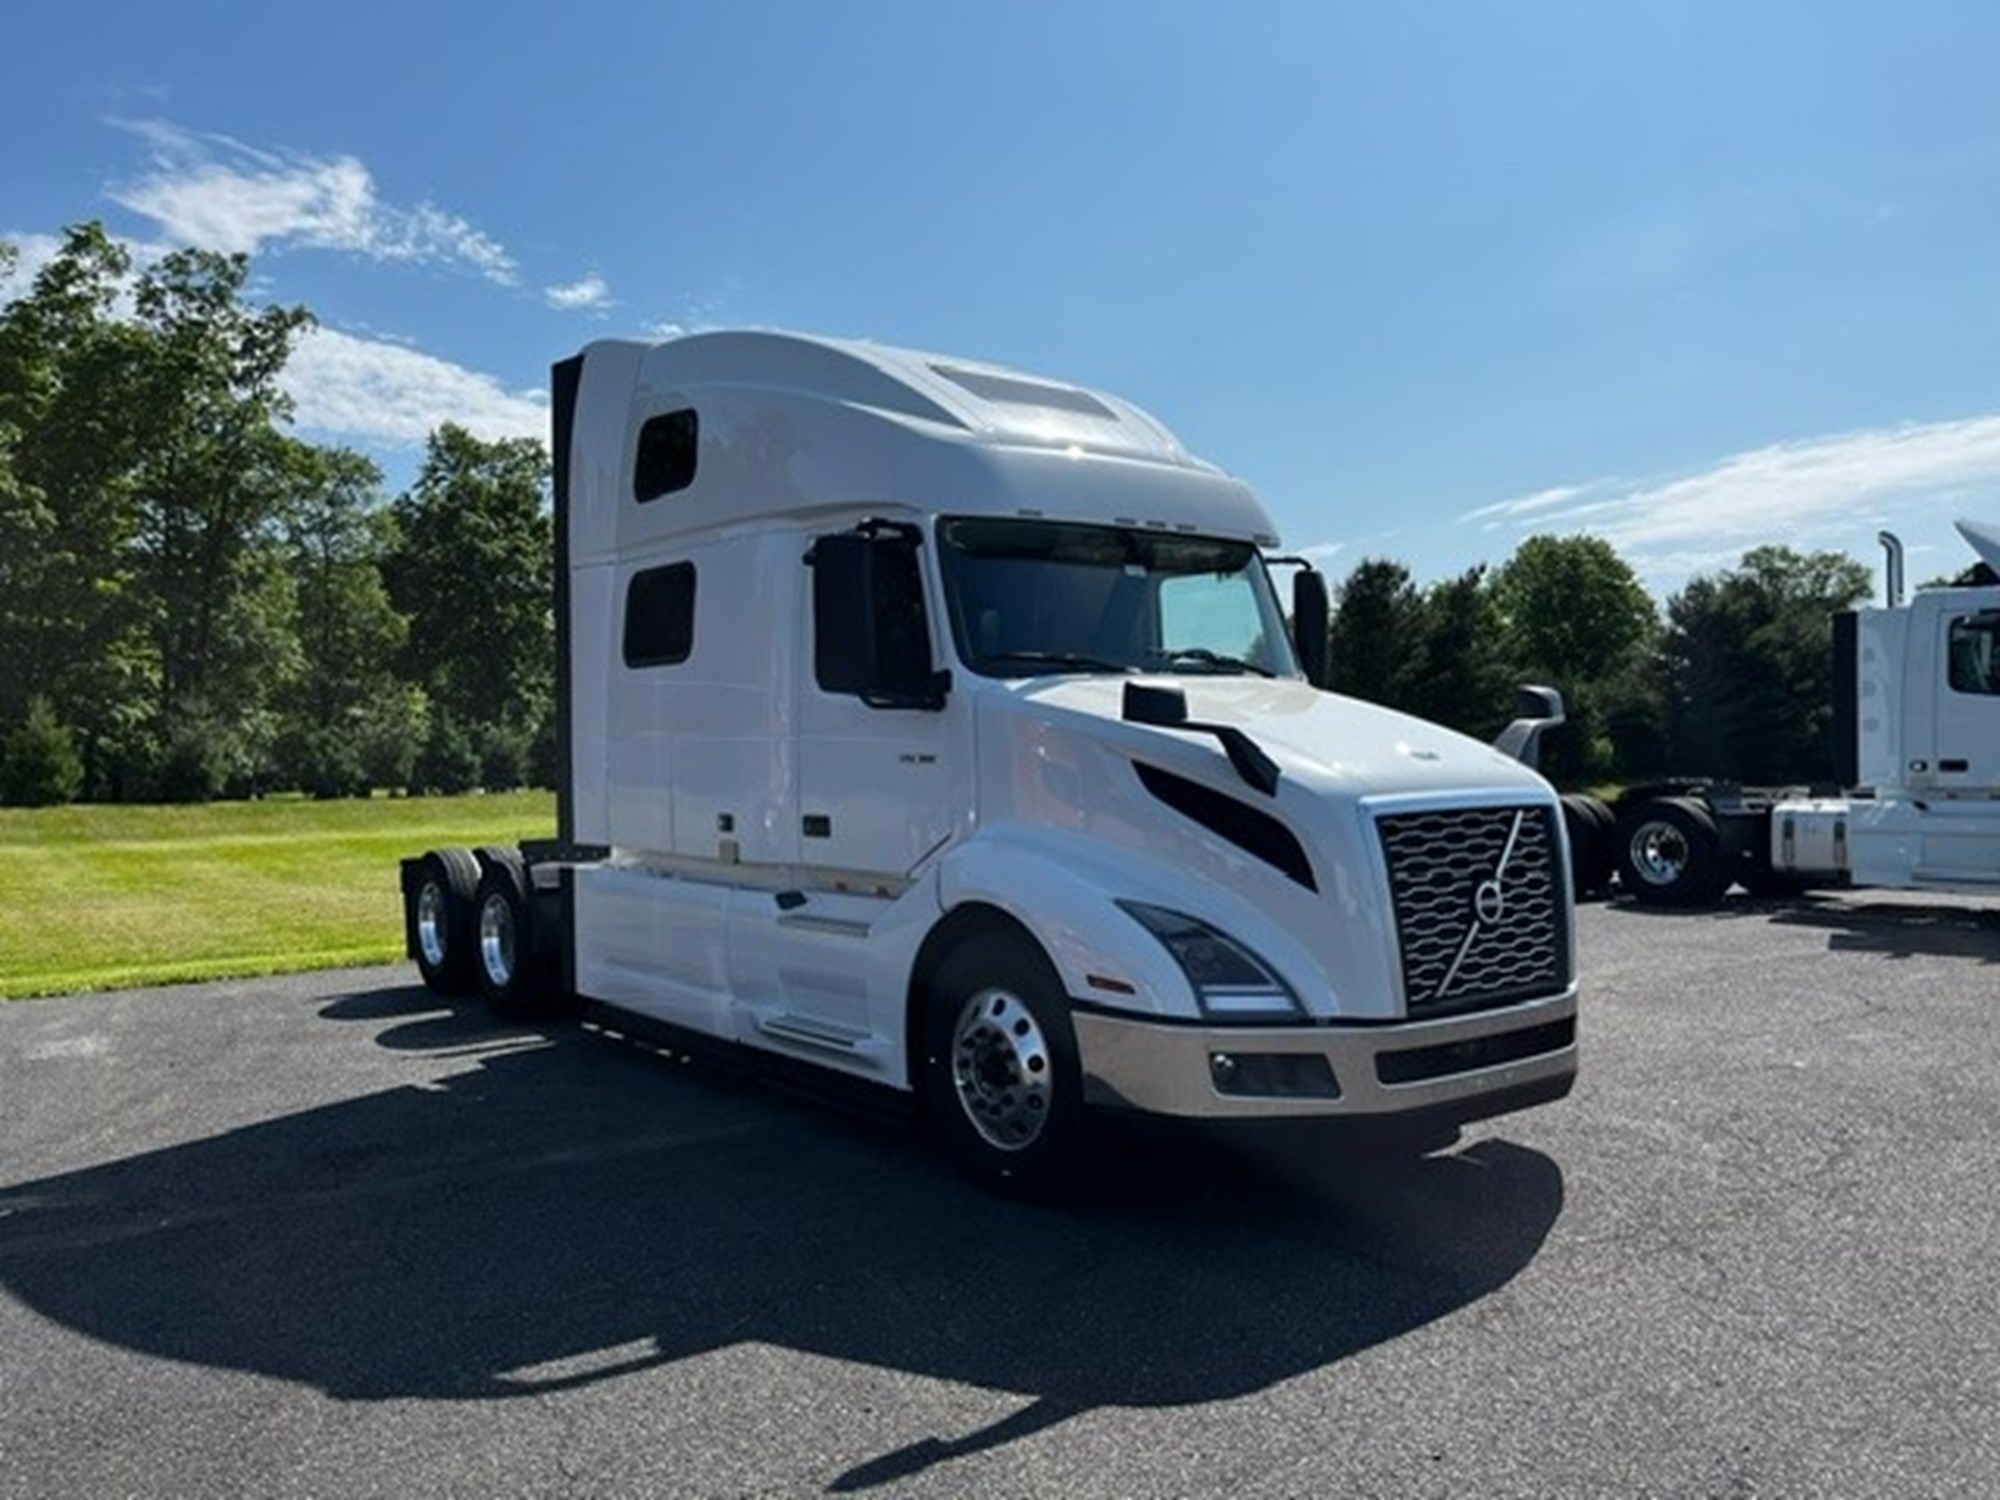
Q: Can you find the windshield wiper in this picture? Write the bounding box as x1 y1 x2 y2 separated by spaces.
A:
1150 648 1274 678
982 650 1134 676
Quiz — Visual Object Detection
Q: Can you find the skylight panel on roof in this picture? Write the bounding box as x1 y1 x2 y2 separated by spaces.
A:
930 363 1118 420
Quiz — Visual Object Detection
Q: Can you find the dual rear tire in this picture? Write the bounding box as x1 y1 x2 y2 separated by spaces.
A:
1560 794 1617 898
412 847 480 993
411 846 559 1018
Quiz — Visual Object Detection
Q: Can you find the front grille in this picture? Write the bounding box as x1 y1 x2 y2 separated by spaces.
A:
1376 804 1569 1016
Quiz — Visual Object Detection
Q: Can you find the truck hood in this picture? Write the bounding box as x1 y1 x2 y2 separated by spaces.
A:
1012 676 1554 801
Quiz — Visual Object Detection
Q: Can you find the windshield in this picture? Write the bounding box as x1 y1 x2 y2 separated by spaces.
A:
936 518 1300 680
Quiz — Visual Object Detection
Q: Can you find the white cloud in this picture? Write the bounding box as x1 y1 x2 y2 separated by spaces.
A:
1589 419 2000 551
544 274 613 312
1466 413 2000 592
1292 540 1347 565
106 119 516 283
0 231 65 299
1460 484 1586 525
282 326 546 447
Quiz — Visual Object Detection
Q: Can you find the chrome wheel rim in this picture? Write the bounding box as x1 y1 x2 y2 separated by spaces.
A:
417 880 449 968
950 988 1052 1151
478 892 515 990
1630 820 1691 886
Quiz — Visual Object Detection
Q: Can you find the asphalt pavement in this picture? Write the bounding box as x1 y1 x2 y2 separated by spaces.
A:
3 890 1998 1498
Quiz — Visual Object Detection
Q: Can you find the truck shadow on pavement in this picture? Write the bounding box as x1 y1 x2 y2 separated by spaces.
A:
1767 898 2000 963
1611 891 2000 964
0 978 1564 1490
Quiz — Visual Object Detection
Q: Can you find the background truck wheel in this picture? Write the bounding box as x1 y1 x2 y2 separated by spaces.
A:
412 847 479 994
1617 796 1727 907
1578 795 1619 893
922 931 1089 1196
1561 794 1615 898
471 850 555 1019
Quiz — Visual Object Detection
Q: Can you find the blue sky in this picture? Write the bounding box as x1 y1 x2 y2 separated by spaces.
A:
7 1 2000 598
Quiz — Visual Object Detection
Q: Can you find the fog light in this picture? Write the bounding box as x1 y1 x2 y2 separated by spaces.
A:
1208 1051 1340 1099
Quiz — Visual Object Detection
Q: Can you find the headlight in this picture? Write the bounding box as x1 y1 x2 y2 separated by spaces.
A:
1117 901 1304 1022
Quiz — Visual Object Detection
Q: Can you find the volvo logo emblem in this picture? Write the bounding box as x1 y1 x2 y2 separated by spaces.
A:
1473 877 1506 925
1437 809 1529 1001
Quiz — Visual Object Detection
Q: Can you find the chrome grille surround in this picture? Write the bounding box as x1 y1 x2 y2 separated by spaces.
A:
1376 803 1570 1016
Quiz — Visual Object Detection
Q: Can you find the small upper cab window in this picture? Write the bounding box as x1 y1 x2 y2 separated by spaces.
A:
634 409 698 502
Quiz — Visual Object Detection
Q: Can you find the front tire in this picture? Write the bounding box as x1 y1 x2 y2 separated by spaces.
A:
1617 796 1727 907
922 931 1089 1195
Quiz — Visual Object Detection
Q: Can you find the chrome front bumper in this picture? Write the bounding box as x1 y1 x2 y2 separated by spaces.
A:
1071 989 1578 1121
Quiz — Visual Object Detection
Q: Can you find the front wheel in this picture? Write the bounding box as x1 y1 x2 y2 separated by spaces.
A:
922 932 1089 1196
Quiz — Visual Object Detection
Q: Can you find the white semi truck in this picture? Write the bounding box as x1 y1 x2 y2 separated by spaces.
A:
400 331 1579 1190
1604 522 2000 907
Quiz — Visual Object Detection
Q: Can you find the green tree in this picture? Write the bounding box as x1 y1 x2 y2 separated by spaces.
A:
0 225 318 800
0 225 155 793
1405 565 1516 741
275 443 410 794
414 709 482 795
126 246 313 796
387 424 553 773
1326 558 1426 709
0 697 85 806
1492 535 1659 782
1492 534 1656 689
1661 546 1872 784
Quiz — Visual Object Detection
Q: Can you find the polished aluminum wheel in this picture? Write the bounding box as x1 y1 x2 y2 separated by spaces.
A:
950 988 1053 1151
1629 818 1692 887
478 891 516 991
417 880 450 969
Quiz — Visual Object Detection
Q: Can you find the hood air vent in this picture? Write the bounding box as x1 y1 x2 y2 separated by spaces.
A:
1133 763 1316 892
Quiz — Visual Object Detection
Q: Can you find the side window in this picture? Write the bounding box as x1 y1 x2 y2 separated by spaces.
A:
1947 615 2000 696
811 531 939 704
623 563 697 668
633 409 698 502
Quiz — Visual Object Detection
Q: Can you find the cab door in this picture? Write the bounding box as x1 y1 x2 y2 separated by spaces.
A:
795 523 964 879
726 520 970 1078
1919 607 2000 881
1932 609 2000 792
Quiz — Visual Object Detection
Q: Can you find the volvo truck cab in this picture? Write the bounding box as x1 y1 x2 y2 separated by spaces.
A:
403 331 1579 1191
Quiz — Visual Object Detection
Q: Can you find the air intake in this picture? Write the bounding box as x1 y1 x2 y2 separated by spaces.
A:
1134 763 1316 891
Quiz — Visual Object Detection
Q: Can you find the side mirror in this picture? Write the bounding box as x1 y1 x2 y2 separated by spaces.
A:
1290 568 1330 688
807 530 949 710
1493 684 1566 770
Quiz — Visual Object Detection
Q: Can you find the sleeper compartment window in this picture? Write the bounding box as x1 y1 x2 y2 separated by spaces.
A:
634 409 698 501
623 562 696 668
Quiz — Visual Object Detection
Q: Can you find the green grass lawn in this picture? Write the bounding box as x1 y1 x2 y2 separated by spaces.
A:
0 791 555 999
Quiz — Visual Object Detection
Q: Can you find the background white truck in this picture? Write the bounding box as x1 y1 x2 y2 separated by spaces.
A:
399 331 1579 1189
1592 522 2000 907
